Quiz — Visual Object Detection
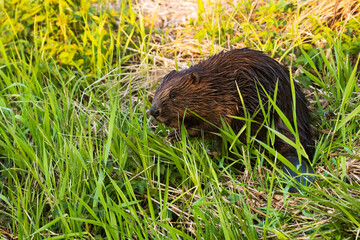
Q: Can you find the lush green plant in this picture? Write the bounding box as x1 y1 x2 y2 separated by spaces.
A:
1 0 360 239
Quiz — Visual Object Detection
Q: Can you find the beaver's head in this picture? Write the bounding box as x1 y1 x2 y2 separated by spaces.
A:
150 69 207 128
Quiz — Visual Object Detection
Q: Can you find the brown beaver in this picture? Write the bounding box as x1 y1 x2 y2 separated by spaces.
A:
150 48 315 190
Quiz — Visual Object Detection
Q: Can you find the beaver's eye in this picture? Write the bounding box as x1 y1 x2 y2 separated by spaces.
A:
170 93 176 99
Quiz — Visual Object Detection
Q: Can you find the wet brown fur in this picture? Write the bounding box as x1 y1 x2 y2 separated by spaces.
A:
150 48 314 185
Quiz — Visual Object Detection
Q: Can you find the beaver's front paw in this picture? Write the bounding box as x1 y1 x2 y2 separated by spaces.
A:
166 130 181 142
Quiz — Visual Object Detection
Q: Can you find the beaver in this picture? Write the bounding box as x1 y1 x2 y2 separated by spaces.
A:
150 48 315 190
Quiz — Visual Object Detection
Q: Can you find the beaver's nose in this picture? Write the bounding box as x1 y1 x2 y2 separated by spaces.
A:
150 105 160 118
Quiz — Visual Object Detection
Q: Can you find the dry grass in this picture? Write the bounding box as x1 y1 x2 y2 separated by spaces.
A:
297 0 360 33
137 0 360 62
139 0 199 28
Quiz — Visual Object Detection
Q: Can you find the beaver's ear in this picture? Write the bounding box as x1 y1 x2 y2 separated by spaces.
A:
164 70 177 80
188 72 200 85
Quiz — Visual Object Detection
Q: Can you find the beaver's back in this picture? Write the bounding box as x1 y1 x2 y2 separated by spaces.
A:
187 48 313 158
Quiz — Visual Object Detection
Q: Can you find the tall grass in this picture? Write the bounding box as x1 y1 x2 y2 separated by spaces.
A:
1 0 360 239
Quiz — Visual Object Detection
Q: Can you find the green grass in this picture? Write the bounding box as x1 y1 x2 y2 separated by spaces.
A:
1 0 360 239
